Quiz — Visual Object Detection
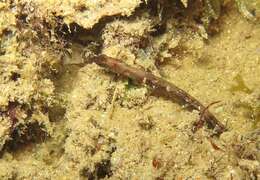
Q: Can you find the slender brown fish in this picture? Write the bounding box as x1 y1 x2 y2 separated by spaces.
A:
89 55 226 135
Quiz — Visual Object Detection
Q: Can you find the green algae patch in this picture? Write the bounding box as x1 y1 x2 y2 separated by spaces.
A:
230 74 253 94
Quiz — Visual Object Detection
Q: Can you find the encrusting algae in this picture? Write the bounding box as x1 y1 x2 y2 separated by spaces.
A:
0 0 259 179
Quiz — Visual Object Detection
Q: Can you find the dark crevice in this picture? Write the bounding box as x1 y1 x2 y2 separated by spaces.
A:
0 49 5 56
10 72 21 81
63 15 121 47
81 160 113 180
0 29 15 56
55 0 160 47
4 122 48 154
95 160 112 179
0 101 47 157
80 137 116 179
150 23 167 36
48 105 66 122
